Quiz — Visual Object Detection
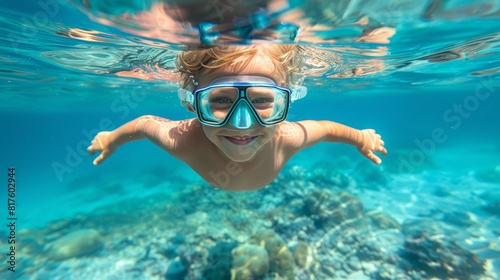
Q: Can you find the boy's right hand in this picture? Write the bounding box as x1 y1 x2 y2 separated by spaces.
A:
87 131 115 165
357 129 387 164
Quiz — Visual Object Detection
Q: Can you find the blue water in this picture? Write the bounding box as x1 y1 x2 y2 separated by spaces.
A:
1 0 500 279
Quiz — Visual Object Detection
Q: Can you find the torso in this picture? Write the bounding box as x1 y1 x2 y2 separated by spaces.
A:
176 121 292 192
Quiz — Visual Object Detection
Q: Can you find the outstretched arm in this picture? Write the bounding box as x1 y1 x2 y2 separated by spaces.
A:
87 115 190 165
284 120 387 164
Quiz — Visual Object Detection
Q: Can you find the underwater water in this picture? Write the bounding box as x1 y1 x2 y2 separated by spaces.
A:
1 0 500 279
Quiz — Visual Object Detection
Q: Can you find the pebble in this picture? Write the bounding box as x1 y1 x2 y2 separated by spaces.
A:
347 256 361 271
171 234 186 244
442 211 476 227
262 220 272 227
337 244 351 255
344 235 356 245
361 262 377 275
298 231 308 240
337 270 348 278
160 245 178 259
349 271 370 280
321 265 336 277
235 234 248 243
165 260 187 280
332 260 341 271
186 211 207 228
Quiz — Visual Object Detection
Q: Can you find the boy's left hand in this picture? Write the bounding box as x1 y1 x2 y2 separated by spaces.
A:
357 129 387 164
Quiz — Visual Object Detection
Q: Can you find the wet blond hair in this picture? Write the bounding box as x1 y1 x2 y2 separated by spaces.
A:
176 44 306 91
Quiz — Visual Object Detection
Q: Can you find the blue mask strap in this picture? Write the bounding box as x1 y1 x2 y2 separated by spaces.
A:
290 86 307 103
178 88 194 105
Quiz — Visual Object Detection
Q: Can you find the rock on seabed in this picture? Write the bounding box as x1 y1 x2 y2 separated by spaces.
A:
45 229 103 260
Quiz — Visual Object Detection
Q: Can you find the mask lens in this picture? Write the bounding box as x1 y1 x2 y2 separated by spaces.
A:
247 87 288 123
198 87 239 124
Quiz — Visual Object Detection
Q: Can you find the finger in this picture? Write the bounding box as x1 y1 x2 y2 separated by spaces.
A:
366 151 382 164
380 147 388 156
87 142 103 154
87 145 96 155
379 140 385 146
93 153 106 165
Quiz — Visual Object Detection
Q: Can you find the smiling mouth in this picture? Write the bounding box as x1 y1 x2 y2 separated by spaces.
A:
224 136 258 145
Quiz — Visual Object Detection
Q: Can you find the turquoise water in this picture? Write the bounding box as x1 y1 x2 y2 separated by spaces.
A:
1 0 500 279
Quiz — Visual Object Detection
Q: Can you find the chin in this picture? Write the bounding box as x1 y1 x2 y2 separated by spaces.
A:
223 149 258 162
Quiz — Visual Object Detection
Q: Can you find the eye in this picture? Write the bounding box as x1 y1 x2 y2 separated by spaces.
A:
210 97 233 104
252 97 273 104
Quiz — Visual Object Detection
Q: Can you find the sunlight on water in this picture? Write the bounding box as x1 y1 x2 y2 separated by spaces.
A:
0 0 498 108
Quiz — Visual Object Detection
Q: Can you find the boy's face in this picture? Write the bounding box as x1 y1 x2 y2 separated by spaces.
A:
195 52 285 162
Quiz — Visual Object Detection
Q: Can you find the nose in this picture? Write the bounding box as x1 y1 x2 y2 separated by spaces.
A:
228 101 258 129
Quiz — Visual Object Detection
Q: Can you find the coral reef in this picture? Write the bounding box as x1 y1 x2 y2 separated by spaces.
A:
253 229 296 280
231 244 269 279
292 241 314 270
304 189 364 229
202 241 237 280
11 164 495 280
367 211 401 230
403 232 485 279
309 168 356 190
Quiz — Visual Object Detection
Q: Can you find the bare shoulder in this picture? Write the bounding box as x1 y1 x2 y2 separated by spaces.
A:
161 118 203 147
275 120 331 150
139 116 198 136
139 117 203 155
275 121 307 148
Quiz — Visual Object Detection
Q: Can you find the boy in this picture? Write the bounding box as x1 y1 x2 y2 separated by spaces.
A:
87 44 387 191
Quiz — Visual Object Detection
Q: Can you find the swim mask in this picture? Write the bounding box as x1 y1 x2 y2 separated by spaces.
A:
178 75 307 129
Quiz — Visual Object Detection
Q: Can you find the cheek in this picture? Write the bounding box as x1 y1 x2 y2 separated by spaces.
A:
202 126 218 140
262 127 277 140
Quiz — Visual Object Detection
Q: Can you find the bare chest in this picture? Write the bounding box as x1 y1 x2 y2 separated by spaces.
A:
193 154 283 191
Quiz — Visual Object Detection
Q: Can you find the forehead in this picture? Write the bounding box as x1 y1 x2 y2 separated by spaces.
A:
196 53 286 88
